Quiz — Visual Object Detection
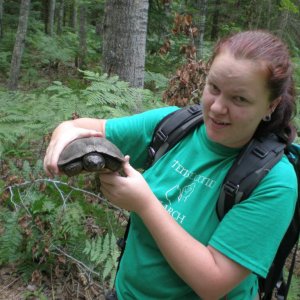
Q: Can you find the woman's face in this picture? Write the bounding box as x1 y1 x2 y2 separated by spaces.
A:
202 51 276 148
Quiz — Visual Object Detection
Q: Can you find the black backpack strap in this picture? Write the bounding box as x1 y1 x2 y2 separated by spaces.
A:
275 239 299 300
261 213 299 300
110 105 203 294
216 134 300 300
217 134 286 219
148 104 203 166
265 146 300 300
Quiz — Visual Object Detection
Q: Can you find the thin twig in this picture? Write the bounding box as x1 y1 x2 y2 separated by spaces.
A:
9 186 20 211
52 246 100 277
18 189 31 216
4 178 123 212
50 266 55 300
0 276 21 293
53 180 68 208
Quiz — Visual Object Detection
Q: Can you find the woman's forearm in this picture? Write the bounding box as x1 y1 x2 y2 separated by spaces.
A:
138 196 249 299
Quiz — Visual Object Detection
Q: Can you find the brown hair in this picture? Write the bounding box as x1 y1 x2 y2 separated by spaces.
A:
211 30 296 143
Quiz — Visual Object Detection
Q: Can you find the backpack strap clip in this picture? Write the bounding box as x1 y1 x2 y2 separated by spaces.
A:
223 181 240 197
252 145 269 158
156 129 168 143
188 105 202 114
147 104 204 166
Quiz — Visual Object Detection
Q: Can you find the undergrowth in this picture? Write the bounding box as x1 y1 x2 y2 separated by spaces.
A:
0 70 165 158
0 157 127 294
0 71 164 296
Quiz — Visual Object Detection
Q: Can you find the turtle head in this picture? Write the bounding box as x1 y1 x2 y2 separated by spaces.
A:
82 152 105 172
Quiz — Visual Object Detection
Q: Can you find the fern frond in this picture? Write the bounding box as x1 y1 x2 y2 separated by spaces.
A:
0 211 23 264
60 202 85 238
22 160 32 181
81 70 156 115
83 233 120 287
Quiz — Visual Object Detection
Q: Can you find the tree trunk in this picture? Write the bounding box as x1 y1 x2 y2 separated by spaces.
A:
47 0 55 35
42 0 48 34
7 0 31 90
95 21 102 36
102 0 149 88
77 4 87 69
69 0 77 30
0 0 4 39
196 0 207 59
57 0 64 35
210 0 221 40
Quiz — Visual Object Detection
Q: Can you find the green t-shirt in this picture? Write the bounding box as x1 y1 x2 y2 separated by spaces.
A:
105 106 297 300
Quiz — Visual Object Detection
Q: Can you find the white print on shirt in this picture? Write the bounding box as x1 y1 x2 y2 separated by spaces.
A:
164 204 186 224
163 160 216 225
165 183 196 205
165 185 181 205
171 160 216 188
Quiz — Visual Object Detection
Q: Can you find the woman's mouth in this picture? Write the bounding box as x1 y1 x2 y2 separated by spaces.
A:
211 117 230 126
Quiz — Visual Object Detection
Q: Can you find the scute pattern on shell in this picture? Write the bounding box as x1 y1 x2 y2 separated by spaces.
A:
58 137 125 166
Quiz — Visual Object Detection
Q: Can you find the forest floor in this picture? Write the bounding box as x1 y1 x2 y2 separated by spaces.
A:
0 248 299 300
0 264 107 300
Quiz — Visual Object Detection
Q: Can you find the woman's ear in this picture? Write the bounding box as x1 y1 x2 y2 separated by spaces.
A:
269 97 281 114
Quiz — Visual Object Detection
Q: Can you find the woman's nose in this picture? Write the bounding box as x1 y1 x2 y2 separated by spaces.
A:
210 96 228 114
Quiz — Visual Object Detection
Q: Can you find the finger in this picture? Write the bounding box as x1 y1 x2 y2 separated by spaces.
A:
78 129 103 139
99 185 111 200
122 155 137 177
44 142 64 176
44 145 56 177
43 160 53 177
99 173 118 185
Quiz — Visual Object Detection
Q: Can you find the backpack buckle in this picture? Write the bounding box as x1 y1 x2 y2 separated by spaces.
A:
156 129 168 142
223 181 239 196
188 105 202 114
252 146 268 158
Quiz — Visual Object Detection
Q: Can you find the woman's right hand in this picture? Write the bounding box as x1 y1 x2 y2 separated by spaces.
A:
43 119 104 177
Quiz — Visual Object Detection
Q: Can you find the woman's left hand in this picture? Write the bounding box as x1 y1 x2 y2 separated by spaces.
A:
99 156 156 213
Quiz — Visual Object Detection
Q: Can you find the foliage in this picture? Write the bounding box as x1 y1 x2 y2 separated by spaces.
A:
144 71 169 93
0 158 127 293
162 59 208 107
1 1 300 298
83 234 120 288
0 67 162 295
292 57 300 133
0 209 23 264
82 71 157 116
0 70 161 157
280 0 299 14
26 30 77 67
146 11 199 75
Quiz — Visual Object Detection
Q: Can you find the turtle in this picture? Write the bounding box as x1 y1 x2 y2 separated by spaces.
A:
57 137 125 176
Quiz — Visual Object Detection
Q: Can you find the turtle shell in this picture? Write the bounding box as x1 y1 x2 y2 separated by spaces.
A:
58 137 125 175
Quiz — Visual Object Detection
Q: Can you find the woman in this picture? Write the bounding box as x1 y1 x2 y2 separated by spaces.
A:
44 30 297 300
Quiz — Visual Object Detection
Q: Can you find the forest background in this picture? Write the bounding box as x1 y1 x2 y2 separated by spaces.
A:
1 0 300 299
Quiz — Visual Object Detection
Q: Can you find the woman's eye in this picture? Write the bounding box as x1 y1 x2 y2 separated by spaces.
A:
233 96 247 104
208 83 219 94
